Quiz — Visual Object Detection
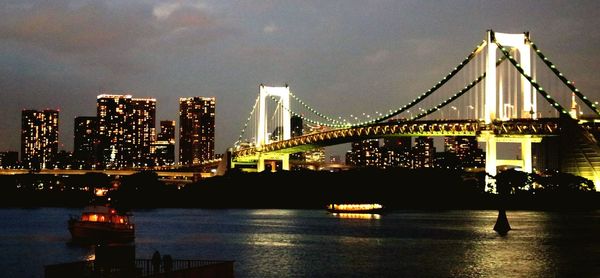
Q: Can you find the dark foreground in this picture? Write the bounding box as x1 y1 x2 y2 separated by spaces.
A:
1 168 598 210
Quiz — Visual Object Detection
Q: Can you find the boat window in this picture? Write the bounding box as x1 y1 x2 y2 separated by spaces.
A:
89 214 98 222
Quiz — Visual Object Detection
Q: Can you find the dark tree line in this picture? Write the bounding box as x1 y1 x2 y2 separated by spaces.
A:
1 168 598 209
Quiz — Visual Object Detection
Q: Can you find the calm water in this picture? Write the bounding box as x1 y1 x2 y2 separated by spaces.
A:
0 208 599 277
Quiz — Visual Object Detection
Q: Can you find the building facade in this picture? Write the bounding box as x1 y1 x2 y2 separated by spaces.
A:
74 116 98 169
96 94 156 168
131 98 156 166
21 109 59 169
179 97 215 165
152 120 176 166
380 137 412 168
346 139 380 167
412 137 435 168
443 136 484 168
0 151 19 168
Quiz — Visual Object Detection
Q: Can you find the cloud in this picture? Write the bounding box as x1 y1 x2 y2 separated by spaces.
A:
364 49 389 64
0 0 230 73
0 1 150 53
263 23 279 34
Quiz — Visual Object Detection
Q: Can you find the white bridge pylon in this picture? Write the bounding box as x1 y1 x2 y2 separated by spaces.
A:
485 30 536 123
255 84 291 171
484 30 537 189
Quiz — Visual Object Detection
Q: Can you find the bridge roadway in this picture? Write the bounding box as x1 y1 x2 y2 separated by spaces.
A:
233 118 561 161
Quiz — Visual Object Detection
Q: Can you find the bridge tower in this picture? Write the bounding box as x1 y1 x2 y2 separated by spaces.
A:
485 30 535 123
483 30 537 188
255 84 291 172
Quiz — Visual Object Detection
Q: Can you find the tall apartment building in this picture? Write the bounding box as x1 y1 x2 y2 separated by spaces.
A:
380 137 412 168
412 137 435 168
179 97 215 165
21 109 59 169
131 98 156 166
96 94 155 168
152 120 176 166
346 139 380 167
444 136 485 168
74 116 98 168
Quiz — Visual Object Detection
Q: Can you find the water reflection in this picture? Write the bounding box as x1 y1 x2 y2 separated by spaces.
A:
452 211 555 277
2 208 599 277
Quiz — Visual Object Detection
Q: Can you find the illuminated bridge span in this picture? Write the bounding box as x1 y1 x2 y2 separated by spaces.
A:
230 30 600 187
234 119 559 157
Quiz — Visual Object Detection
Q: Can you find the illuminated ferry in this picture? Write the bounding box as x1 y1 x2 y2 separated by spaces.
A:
327 203 384 214
68 205 134 243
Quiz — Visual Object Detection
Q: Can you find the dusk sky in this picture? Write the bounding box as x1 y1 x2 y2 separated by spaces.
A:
1 0 599 157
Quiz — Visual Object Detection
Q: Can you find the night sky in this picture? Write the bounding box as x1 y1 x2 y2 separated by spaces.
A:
1 0 599 158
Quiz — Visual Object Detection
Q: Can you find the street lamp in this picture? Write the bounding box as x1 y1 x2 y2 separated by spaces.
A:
503 104 514 120
467 105 474 119
451 106 460 119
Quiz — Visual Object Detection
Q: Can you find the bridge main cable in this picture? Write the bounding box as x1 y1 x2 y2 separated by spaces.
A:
280 40 488 128
235 93 261 146
356 40 488 126
528 39 600 117
408 57 507 121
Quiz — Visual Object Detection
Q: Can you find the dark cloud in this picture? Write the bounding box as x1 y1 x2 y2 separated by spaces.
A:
0 0 231 73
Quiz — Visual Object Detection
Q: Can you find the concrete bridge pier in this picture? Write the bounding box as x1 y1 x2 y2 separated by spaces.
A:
251 154 290 172
479 131 540 192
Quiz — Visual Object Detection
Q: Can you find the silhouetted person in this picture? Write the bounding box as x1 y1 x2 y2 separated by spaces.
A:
152 251 161 273
163 254 173 272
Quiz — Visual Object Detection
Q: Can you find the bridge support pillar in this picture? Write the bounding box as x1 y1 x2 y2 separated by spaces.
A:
481 131 497 191
521 136 533 173
256 154 289 172
257 157 266 172
282 155 290 171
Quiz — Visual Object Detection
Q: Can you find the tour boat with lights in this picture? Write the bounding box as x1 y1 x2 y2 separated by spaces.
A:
327 203 384 214
68 204 135 243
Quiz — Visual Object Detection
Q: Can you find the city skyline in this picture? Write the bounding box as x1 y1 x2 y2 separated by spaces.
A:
1 1 600 157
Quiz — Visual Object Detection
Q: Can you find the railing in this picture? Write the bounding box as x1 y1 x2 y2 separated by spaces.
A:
45 259 234 278
135 259 234 277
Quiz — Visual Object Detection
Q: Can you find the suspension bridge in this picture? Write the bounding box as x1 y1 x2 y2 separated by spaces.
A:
226 30 600 187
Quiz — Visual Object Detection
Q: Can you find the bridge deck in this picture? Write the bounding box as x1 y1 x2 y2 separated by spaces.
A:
234 119 561 161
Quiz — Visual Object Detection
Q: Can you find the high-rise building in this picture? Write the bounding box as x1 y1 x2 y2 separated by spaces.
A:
179 97 215 165
55 150 74 169
444 136 484 168
152 120 176 166
158 120 176 142
290 115 305 162
131 98 156 166
380 137 412 168
0 151 19 168
347 139 380 167
291 115 303 138
97 94 133 168
74 116 98 169
96 94 156 168
412 137 435 168
21 109 59 169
